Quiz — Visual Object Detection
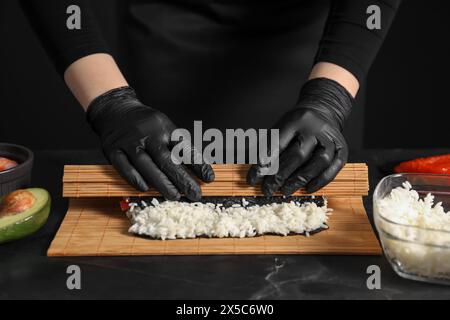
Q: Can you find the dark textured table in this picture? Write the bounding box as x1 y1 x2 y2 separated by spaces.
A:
1 149 450 300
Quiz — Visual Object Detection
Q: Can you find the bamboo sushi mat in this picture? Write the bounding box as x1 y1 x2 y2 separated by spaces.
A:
48 197 381 256
63 164 369 197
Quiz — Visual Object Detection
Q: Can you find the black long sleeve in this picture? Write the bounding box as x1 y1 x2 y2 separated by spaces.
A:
20 0 109 75
20 1 400 82
315 0 401 83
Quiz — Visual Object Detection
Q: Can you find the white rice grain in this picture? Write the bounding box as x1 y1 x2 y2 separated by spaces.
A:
127 199 331 240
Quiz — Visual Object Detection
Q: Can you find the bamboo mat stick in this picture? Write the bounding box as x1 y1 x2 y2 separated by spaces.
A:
63 164 369 198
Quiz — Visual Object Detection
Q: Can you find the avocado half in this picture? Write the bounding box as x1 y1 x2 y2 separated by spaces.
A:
0 188 51 244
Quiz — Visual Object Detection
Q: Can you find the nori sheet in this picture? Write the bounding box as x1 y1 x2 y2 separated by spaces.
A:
128 195 325 209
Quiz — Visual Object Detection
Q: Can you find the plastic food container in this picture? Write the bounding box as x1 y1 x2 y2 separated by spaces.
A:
0 143 34 197
374 173 450 285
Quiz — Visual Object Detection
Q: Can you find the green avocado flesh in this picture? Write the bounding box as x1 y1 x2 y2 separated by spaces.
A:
0 189 51 244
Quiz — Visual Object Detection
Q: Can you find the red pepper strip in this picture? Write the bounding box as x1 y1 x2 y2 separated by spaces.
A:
395 154 450 175
119 200 130 212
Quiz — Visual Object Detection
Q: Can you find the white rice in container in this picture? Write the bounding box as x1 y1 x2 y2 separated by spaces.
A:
376 182 450 280
127 198 331 240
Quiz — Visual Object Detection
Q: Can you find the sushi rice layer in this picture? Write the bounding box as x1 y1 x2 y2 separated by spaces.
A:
126 197 331 240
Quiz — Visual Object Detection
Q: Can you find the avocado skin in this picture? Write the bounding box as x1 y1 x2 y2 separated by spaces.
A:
0 195 51 244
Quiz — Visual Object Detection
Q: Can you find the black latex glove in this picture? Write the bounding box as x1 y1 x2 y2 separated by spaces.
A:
87 86 214 201
247 78 354 195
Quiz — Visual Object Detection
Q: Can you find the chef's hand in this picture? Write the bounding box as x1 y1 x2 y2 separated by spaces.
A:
247 78 354 195
87 86 214 201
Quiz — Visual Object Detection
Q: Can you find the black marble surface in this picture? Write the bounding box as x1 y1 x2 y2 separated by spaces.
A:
1 149 450 300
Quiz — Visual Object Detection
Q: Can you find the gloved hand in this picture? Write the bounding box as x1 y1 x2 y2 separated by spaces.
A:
247 78 353 195
87 86 214 201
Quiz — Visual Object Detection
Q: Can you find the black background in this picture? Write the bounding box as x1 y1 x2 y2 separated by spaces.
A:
0 0 448 151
